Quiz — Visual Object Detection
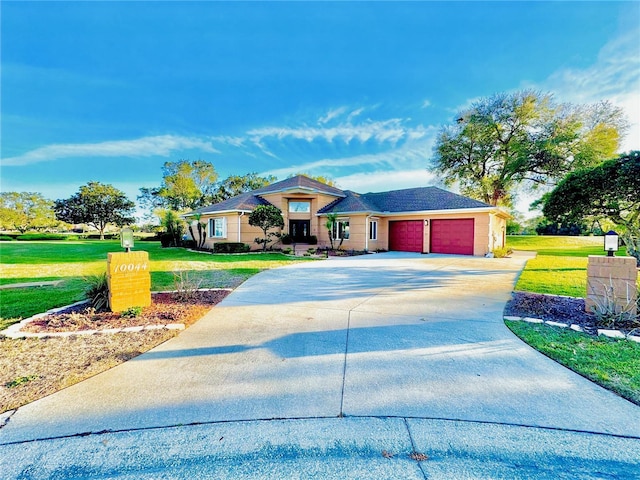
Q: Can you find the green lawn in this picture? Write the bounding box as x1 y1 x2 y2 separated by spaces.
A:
0 240 309 322
508 235 604 297
506 235 640 404
506 321 640 405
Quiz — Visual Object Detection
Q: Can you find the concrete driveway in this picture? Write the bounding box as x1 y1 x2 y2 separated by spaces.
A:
2 253 639 479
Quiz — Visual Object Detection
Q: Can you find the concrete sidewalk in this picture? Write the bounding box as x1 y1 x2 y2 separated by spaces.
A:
1 253 639 478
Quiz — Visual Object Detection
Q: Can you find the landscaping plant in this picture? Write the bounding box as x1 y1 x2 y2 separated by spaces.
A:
85 272 110 312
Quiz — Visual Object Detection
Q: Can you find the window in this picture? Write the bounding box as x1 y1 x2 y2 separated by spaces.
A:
208 217 226 238
332 219 350 240
289 201 311 213
369 220 378 241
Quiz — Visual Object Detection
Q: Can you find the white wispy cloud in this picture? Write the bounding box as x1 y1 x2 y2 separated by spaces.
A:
335 168 442 193
318 106 348 124
421 99 431 109
539 28 640 151
262 133 438 179
347 108 365 122
248 119 432 147
2 135 219 166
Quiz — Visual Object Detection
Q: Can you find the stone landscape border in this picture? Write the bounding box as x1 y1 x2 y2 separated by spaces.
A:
504 315 640 343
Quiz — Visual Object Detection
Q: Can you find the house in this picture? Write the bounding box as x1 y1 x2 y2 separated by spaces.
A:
184 175 509 256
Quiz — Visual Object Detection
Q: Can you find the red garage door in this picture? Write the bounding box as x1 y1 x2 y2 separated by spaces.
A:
389 221 423 252
430 219 474 255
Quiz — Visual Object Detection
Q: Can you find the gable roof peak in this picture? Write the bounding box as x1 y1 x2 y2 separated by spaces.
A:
253 175 346 197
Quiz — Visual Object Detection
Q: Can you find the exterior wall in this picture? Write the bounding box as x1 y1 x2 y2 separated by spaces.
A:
489 213 507 251
262 192 340 241
199 213 266 251
196 190 507 257
376 212 499 256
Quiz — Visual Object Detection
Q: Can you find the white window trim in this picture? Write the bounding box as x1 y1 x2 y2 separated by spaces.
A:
209 217 227 238
289 201 311 213
369 220 378 241
332 218 350 241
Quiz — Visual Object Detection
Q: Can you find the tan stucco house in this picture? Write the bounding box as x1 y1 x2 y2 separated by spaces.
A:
184 175 509 256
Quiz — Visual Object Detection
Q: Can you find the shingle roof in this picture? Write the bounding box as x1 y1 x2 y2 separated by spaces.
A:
251 175 346 197
318 187 492 214
187 192 272 215
187 175 493 218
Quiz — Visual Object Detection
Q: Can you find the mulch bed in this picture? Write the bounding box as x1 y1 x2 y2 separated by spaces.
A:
505 291 640 334
21 290 230 333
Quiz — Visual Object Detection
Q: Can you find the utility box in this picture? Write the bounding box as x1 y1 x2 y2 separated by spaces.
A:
107 251 151 312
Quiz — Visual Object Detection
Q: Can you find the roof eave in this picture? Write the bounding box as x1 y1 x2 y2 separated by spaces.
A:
183 209 253 218
318 206 505 217
259 186 346 198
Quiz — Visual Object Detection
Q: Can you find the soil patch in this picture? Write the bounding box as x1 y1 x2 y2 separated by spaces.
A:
1 290 230 413
505 291 640 334
20 290 229 333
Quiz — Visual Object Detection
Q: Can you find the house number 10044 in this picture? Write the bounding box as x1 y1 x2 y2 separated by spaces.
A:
113 263 148 273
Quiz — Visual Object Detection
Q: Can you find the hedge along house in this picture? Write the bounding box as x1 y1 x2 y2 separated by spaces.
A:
184 175 510 256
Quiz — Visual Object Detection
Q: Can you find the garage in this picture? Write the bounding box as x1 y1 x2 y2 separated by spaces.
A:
430 219 474 255
389 220 423 252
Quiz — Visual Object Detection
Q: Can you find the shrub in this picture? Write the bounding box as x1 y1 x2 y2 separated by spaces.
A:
181 239 197 249
172 271 202 302
590 278 639 329
213 242 250 253
138 235 161 242
85 272 110 312
121 306 143 318
492 247 514 258
308 235 318 245
16 233 68 241
82 233 119 240
0 235 15 241
282 247 293 255
281 233 292 245
159 233 177 248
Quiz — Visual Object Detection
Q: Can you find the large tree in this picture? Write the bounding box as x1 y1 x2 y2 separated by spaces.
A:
0 192 59 233
54 182 135 239
543 151 640 264
432 91 627 206
138 160 219 213
248 205 284 251
214 173 276 202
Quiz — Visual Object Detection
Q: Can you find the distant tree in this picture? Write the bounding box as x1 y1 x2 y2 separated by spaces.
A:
138 160 219 213
543 151 640 263
54 182 135 240
432 91 627 206
215 173 277 201
248 205 284 251
289 173 337 187
0 192 59 233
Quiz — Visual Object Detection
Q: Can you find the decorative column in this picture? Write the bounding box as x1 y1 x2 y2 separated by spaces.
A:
586 256 638 317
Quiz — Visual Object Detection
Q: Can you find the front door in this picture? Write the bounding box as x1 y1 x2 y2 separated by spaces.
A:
290 220 310 243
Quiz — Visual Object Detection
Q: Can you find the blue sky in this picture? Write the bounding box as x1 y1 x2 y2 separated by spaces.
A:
2 1 639 217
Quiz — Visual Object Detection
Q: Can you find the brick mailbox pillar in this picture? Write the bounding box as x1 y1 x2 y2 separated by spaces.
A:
586 256 638 317
107 251 152 312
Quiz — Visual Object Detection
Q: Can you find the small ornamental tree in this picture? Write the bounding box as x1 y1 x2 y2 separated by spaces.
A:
324 212 338 250
187 213 207 250
248 205 284 251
